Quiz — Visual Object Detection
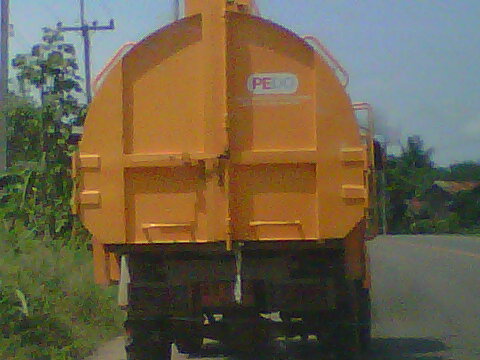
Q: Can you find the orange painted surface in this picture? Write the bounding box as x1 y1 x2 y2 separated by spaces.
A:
73 0 376 284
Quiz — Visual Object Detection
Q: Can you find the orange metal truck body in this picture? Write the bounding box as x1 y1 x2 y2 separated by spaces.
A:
74 2 378 357
74 0 375 286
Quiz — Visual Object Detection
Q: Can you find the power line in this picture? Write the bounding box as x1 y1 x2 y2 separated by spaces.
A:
42 2 62 23
98 1 114 19
11 25 30 48
57 0 114 103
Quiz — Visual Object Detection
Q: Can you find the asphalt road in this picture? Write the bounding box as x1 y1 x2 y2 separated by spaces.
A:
87 235 480 360
369 235 480 360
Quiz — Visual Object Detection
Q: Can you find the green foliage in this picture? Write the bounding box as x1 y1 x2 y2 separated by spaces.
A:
13 28 82 100
385 136 480 234
0 27 122 359
0 225 122 360
2 28 87 243
385 136 438 233
1 97 42 162
451 187 480 228
408 214 461 234
445 162 480 181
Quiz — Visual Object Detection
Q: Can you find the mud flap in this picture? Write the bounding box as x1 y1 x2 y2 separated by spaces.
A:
118 255 131 308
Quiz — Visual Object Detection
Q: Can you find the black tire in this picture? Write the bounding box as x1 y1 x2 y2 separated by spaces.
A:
175 336 203 355
125 319 172 360
331 283 371 359
328 282 363 360
125 335 172 360
174 321 204 355
358 287 371 352
221 312 270 353
328 318 361 360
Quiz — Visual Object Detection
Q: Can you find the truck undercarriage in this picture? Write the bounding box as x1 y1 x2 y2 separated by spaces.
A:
111 241 371 360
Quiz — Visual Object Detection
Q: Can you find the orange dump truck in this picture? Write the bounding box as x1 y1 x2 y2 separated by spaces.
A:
72 1 379 358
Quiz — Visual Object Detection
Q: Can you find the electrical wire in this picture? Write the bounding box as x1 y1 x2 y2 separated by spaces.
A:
11 27 30 49
41 1 63 23
98 1 114 19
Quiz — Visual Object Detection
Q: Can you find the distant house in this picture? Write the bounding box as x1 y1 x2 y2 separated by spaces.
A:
425 181 480 218
432 181 480 194
406 197 427 216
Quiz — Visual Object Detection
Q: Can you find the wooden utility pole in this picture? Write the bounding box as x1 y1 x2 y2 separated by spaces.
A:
58 0 114 103
0 0 9 171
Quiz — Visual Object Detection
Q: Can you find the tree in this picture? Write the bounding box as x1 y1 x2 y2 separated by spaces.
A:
13 28 82 102
1 28 86 244
385 136 438 233
399 136 433 169
451 187 480 228
446 162 480 181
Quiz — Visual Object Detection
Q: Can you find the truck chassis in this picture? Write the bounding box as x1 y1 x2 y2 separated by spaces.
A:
111 241 371 360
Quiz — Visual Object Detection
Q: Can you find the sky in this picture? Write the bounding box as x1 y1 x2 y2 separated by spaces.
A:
7 0 480 166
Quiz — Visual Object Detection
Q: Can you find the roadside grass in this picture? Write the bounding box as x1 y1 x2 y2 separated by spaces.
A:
0 224 123 360
460 226 480 236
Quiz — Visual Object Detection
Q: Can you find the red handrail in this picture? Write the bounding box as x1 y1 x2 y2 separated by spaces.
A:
353 102 373 113
251 0 260 16
92 42 136 94
353 102 375 137
303 35 349 87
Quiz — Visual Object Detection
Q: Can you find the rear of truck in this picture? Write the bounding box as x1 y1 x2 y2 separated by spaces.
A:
72 0 378 358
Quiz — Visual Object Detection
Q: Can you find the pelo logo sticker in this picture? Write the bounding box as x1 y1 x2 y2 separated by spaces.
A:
247 73 299 95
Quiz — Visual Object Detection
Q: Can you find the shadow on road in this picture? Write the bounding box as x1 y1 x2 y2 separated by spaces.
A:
369 337 449 360
188 337 449 360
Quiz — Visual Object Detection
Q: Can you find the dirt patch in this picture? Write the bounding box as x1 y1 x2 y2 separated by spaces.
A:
85 337 126 360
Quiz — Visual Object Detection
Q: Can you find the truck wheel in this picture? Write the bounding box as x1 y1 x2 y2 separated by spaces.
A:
358 286 371 352
222 312 269 352
125 333 172 360
331 321 362 360
125 319 172 360
328 284 363 360
175 336 203 355
174 321 203 355
329 283 371 359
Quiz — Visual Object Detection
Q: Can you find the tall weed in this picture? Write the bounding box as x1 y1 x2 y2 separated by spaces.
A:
0 225 123 359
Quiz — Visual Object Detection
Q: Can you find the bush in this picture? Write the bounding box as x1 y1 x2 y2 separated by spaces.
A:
409 213 462 234
410 219 434 234
0 224 123 359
